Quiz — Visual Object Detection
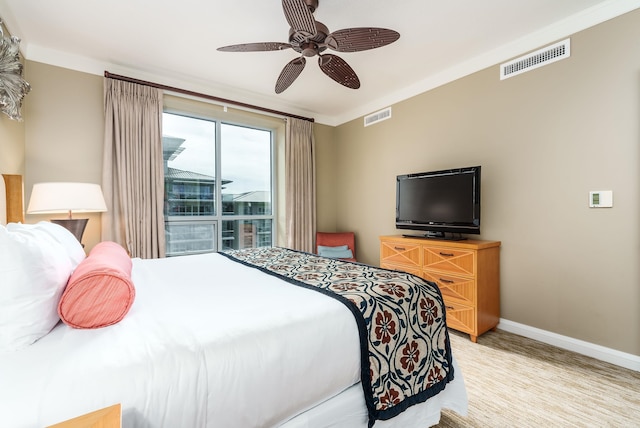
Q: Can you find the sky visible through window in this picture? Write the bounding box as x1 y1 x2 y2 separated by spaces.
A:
163 113 271 195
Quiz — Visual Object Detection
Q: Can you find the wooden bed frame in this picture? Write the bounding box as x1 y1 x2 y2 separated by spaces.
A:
2 174 24 223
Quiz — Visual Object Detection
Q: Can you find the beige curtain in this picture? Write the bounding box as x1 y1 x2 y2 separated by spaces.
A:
285 117 316 252
102 78 165 258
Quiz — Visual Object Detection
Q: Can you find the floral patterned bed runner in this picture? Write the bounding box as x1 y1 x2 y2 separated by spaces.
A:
220 247 454 427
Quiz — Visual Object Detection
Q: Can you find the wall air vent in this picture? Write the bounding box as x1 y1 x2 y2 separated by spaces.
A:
364 107 392 127
500 38 570 80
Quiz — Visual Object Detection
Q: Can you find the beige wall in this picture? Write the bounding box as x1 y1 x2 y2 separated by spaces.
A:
0 22 25 175
23 62 104 251
325 10 640 355
0 110 24 174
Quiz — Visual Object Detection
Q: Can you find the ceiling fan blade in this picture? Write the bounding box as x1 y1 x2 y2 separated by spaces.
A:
217 42 292 52
325 28 400 52
318 54 360 89
282 0 317 37
275 56 307 93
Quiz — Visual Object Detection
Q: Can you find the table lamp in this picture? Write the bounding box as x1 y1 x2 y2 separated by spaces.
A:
27 182 107 243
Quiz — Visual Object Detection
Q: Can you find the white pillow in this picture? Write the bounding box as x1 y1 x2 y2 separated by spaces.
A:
0 223 74 351
7 222 86 268
317 244 349 253
318 245 354 259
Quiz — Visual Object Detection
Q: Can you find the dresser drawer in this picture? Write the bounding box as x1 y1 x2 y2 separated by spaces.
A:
380 241 421 269
381 263 422 277
443 301 475 334
422 246 476 277
422 270 476 305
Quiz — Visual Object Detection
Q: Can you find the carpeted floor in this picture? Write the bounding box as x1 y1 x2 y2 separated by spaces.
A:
435 329 640 427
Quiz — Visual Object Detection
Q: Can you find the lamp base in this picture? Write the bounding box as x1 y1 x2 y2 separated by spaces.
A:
52 218 89 244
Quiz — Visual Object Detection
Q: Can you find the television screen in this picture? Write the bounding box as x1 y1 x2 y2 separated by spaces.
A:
396 166 480 239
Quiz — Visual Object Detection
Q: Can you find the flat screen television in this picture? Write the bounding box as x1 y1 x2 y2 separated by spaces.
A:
395 166 481 240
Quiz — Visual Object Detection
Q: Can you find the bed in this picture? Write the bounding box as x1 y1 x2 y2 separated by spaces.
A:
0 174 467 428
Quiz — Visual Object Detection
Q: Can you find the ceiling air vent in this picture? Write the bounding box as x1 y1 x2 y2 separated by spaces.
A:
500 38 570 80
364 107 392 127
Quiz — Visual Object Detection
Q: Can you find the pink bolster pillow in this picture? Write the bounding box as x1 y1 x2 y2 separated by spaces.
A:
58 241 135 329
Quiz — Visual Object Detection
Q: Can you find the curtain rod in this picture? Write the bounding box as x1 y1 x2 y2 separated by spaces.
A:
104 71 314 123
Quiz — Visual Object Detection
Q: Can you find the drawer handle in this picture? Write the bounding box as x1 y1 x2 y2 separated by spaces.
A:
394 246 406 251
439 252 454 257
446 306 454 310
439 278 454 284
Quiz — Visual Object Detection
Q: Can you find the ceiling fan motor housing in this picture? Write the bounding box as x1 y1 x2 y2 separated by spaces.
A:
289 22 329 56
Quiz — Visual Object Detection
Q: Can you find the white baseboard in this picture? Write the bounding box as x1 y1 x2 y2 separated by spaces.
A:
497 319 640 372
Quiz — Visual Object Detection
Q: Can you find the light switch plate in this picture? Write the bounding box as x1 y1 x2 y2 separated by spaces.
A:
589 190 613 208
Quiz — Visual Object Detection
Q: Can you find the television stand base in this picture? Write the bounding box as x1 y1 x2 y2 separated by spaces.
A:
402 232 468 241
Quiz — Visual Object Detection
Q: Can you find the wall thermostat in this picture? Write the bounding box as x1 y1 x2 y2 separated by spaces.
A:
589 190 613 208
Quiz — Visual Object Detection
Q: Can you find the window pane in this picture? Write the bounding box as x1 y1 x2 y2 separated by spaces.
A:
163 113 217 216
221 124 272 216
166 222 216 256
221 219 273 250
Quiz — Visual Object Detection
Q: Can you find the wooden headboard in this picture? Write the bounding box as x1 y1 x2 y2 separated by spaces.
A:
1 174 24 224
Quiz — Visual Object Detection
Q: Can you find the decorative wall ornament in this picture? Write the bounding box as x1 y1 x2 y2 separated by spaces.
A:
0 20 30 121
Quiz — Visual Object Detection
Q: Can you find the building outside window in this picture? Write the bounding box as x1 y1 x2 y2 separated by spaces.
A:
162 112 274 256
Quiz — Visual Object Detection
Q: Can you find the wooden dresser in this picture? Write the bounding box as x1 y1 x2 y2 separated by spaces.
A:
379 235 501 342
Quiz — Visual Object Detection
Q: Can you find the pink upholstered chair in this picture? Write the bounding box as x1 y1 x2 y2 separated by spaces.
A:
315 231 356 262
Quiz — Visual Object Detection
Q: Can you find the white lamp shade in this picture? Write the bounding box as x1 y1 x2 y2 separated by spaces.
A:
27 182 107 214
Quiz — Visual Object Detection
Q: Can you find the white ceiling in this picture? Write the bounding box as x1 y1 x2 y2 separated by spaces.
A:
0 0 638 125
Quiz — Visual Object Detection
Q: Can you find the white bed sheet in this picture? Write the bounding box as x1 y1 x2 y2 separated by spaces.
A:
280 357 467 428
0 252 467 427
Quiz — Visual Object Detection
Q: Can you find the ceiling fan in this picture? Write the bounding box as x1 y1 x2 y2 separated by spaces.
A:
217 0 400 93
